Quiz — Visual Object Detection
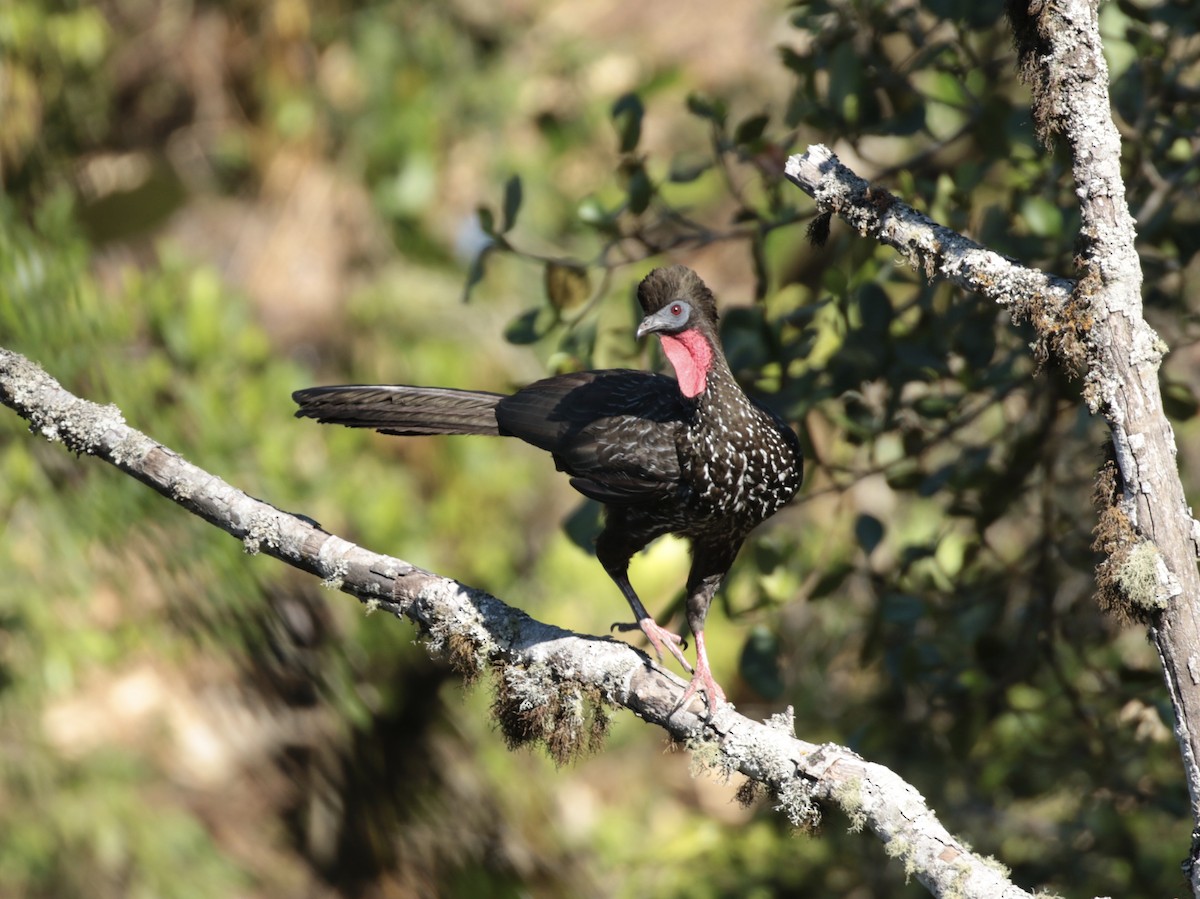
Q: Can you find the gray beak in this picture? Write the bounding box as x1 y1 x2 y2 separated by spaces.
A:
636 305 681 340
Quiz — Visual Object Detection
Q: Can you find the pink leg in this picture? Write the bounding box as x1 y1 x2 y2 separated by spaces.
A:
676 630 726 715
612 617 693 673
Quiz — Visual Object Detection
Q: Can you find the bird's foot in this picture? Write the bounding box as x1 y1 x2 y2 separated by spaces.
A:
611 618 692 672
675 632 726 717
677 668 727 716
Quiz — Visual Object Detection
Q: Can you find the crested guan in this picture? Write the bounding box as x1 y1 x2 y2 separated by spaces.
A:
293 265 803 713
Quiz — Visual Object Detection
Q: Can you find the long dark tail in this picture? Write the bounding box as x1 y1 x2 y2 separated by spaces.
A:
292 385 504 436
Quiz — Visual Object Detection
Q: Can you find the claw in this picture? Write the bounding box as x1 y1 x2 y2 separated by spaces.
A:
612 618 693 673
674 631 726 716
611 619 688 652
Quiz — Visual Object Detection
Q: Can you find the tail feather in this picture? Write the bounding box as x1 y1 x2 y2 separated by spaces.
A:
293 385 503 436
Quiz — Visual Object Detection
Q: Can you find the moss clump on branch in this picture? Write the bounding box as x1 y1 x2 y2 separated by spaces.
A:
491 664 610 766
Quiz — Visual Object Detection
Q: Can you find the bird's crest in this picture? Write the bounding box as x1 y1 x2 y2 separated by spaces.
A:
637 265 719 325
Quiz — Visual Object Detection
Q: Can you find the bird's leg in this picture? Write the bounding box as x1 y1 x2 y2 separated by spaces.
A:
606 569 693 673
676 630 726 712
674 554 738 716
597 523 693 672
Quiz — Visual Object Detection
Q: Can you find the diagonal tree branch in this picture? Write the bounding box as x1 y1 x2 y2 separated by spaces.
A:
785 4 1200 885
0 344 1037 899
784 144 1077 324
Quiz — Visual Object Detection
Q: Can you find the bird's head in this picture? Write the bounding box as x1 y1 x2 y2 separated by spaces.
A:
635 265 719 338
635 265 720 399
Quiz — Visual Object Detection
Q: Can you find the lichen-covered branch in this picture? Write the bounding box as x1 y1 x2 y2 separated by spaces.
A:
1014 1 1200 887
785 4 1200 887
0 345 1035 898
784 145 1077 330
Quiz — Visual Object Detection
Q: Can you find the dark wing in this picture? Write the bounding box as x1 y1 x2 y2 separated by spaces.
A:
496 370 687 503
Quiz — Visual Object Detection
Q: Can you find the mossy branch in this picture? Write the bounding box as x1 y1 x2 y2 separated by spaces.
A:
785 7 1200 888
0 345 1035 899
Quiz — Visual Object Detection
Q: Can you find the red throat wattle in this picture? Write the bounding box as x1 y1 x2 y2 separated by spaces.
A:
659 329 713 398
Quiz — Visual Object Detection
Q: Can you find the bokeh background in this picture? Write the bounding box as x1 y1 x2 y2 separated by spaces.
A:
2 1 1199 896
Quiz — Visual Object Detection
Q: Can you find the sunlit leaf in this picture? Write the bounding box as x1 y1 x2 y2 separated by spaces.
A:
1020 196 1063 238
577 196 617 233
668 154 712 183
884 460 924 491
544 261 590 311
914 394 959 419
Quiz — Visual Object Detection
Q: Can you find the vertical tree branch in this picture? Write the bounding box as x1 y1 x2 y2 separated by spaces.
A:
788 1 1200 887
1015 2 1200 884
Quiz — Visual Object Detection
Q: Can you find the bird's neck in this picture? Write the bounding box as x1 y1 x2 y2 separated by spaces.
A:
659 329 719 399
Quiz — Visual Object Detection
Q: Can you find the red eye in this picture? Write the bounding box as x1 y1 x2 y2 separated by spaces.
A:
670 303 683 316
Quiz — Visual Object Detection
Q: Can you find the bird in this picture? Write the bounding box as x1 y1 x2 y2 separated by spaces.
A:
293 265 803 714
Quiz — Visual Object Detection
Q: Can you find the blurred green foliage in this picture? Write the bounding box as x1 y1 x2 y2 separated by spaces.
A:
1 0 1199 897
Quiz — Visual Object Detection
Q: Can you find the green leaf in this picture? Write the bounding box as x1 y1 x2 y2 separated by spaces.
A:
544 261 590 311
882 592 924 625
668 154 712 183
1020 196 1063 238
898 544 936 570
563 499 603 553
918 462 957 497
1163 381 1199 420
611 92 644 154
733 112 770 145
857 283 893 335
577 196 617 233
751 235 769 299
855 513 885 555
477 205 496 237
926 71 970 107
686 92 727 127
777 45 809 76
461 247 490 303
913 394 959 419
884 460 923 491
626 165 653 215
504 306 556 345
828 41 863 124
810 561 854 599
501 175 523 234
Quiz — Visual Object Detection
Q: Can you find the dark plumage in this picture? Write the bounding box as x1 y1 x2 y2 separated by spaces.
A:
293 265 803 713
